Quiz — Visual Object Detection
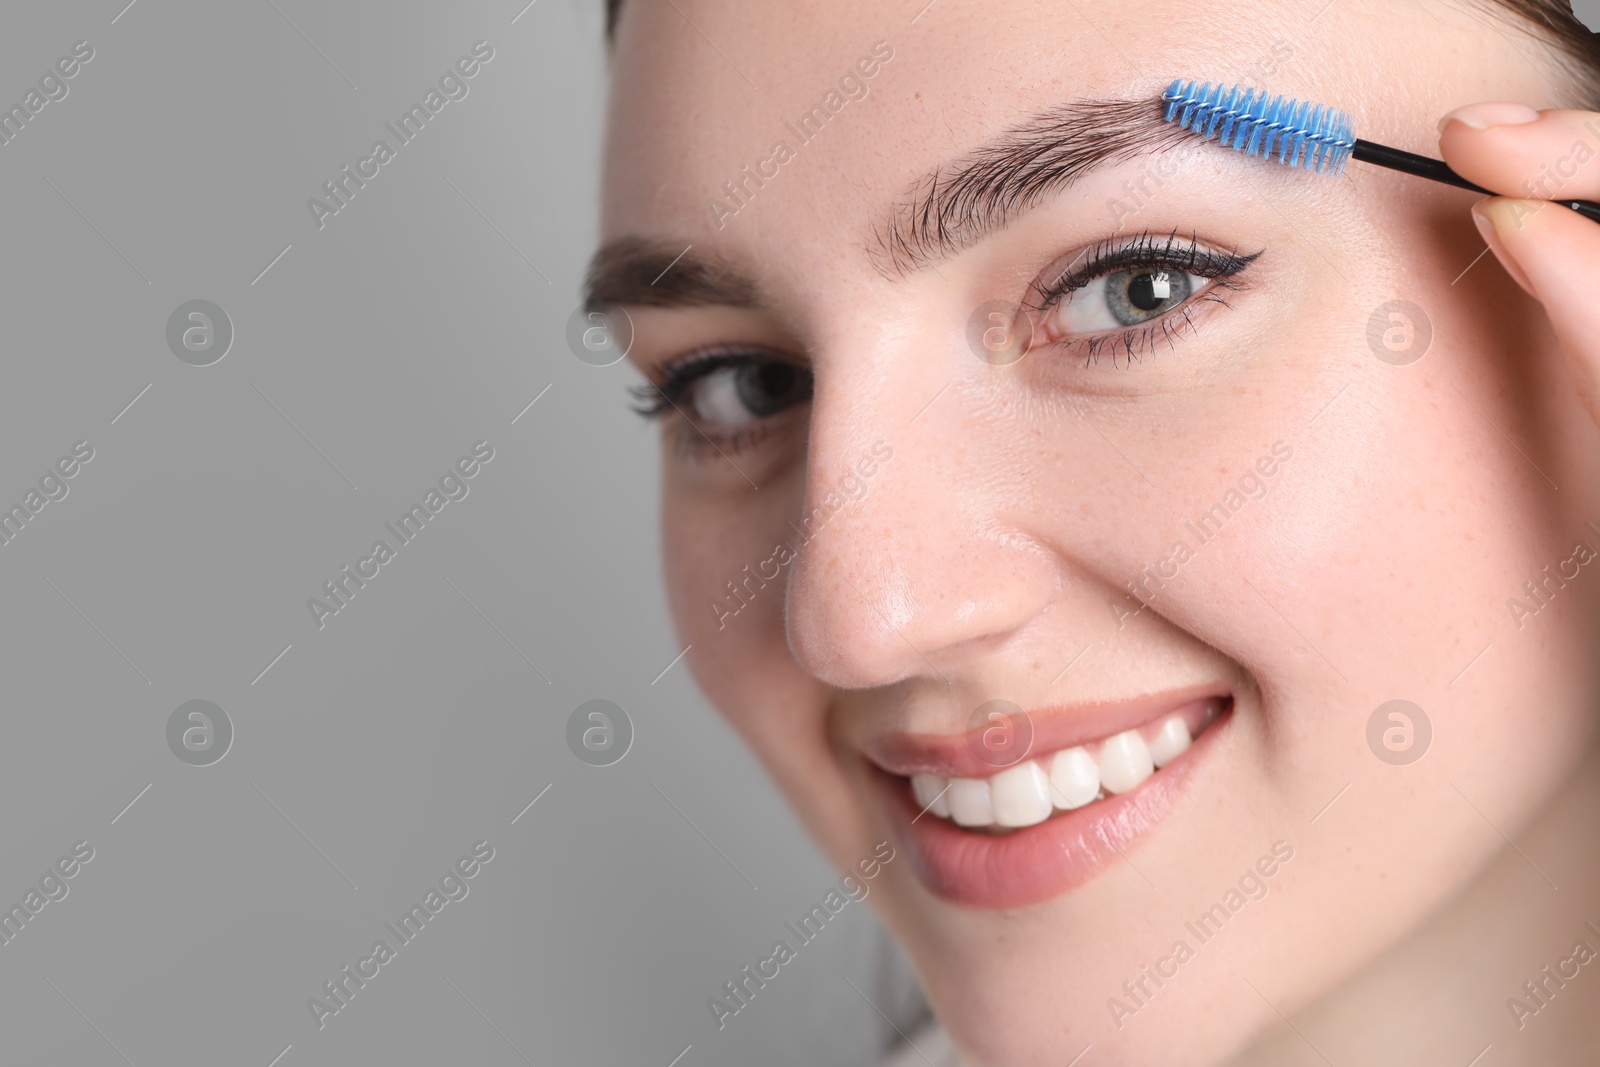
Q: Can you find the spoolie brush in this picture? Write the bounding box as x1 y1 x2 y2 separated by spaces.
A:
1160 79 1600 224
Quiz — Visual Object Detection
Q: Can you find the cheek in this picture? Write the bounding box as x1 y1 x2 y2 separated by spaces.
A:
660 479 873 861
661 485 800 735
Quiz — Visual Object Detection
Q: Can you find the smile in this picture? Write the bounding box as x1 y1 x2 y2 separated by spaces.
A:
865 690 1233 908
909 698 1225 831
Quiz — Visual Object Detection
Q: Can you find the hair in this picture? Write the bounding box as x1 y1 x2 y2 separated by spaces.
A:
1488 0 1600 104
604 0 1600 102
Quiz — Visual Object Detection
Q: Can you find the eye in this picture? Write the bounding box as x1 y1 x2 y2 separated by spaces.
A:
691 361 811 426
630 350 814 446
1048 267 1205 335
1024 232 1262 364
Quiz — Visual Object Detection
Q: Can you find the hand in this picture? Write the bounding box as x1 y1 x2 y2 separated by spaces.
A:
1438 102 1600 419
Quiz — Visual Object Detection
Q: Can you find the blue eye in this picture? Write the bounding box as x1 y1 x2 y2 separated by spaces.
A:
1051 267 1204 334
1027 232 1262 364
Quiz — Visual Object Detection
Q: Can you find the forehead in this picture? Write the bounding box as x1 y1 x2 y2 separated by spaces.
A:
605 1 1336 219
597 0 1512 304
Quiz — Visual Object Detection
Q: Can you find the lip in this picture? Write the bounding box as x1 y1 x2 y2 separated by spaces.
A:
868 694 1232 909
864 685 1229 779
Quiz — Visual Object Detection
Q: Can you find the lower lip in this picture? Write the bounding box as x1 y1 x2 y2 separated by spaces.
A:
871 704 1230 909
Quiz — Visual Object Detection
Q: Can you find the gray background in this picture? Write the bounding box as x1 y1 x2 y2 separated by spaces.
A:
0 2 922 1065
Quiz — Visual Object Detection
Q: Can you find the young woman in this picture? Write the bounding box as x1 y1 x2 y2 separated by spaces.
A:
588 1 1600 1062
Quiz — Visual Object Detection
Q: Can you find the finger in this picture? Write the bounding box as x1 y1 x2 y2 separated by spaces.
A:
1438 103 1600 267
1474 196 1600 422
1438 103 1600 202
1439 102 1600 422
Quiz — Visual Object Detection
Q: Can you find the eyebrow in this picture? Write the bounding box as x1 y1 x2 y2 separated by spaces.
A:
876 97 1202 274
584 94 1196 308
582 235 764 312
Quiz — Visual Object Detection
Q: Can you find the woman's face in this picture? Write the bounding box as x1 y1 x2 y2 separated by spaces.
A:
597 1 1600 1062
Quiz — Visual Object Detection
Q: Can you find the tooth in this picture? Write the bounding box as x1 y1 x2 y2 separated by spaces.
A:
1148 714 1192 768
1097 730 1155 794
1049 746 1100 810
911 774 951 817
945 778 994 827
989 761 1053 827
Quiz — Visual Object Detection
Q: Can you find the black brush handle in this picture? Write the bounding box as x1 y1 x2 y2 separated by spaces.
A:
1355 138 1600 224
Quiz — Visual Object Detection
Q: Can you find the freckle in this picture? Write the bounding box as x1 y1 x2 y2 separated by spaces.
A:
914 91 922 100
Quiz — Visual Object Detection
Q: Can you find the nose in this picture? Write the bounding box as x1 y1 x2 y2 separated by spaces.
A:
784 324 1062 690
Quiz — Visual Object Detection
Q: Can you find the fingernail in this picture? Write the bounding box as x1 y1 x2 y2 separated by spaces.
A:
1438 102 1541 133
1472 199 1537 296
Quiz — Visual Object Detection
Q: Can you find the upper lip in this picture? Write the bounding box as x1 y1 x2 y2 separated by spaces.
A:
861 683 1230 779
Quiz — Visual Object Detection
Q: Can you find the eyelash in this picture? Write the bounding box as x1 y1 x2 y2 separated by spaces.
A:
630 346 805 458
629 346 790 420
1023 230 1261 367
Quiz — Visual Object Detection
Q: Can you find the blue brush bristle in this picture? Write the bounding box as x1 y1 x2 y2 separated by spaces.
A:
1161 79 1355 176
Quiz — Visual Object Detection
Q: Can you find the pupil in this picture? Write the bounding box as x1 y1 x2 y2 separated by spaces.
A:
1127 272 1167 312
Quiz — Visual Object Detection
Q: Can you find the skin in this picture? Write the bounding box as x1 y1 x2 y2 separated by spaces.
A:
598 1 1600 1063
